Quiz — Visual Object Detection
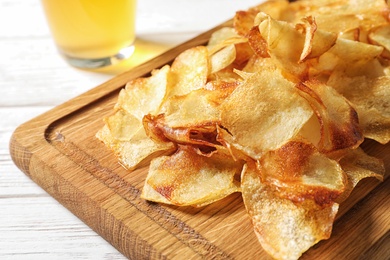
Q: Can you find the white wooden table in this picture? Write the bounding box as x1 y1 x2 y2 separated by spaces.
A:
0 0 262 258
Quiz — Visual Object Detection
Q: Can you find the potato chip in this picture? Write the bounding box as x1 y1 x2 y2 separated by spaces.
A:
284 0 389 34
369 24 390 59
143 113 219 154
207 27 243 54
234 10 258 36
97 64 176 170
105 109 142 141
297 16 337 62
337 147 385 203
96 123 176 171
220 68 313 159
162 85 237 128
314 38 384 77
257 12 308 78
327 75 390 144
241 162 339 260
142 145 242 207
142 82 238 150
258 140 346 206
209 44 237 74
296 80 364 157
168 46 209 97
117 65 170 120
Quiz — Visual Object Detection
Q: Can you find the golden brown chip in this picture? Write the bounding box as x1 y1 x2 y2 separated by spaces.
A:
207 27 242 53
117 65 170 120
314 38 384 77
241 162 339 260
257 12 308 78
142 79 239 153
246 26 270 58
142 145 242 207
220 68 313 159
258 140 346 206
168 46 209 97
209 44 237 74
328 75 390 144
96 124 176 171
105 109 142 141
234 10 258 36
368 25 390 57
143 113 219 154
284 0 389 34
337 147 385 203
296 80 363 157
297 16 337 62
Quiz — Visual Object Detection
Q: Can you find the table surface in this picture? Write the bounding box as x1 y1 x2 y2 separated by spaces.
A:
0 0 263 259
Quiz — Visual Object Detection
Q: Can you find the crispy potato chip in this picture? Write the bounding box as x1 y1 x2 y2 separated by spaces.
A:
258 140 346 206
220 68 313 159
168 46 209 97
246 26 270 58
96 124 176 171
315 38 384 77
337 147 385 203
97 64 176 170
143 114 219 154
329 38 383 64
241 163 339 260
105 109 142 141
328 75 390 144
284 0 389 34
161 86 236 128
207 27 251 73
207 27 242 53
209 44 236 74
297 16 337 62
143 80 238 149
242 55 277 73
234 10 258 36
250 0 290 21
257 12 308 77
117 65 170 120
208 27 238 47
296 80 363 156
142 145 242 207
368 25 390 53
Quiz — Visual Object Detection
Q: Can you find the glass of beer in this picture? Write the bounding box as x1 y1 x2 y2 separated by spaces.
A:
41 0 137 69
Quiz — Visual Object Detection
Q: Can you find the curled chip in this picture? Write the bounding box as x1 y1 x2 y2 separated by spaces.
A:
258 140 346 206
97 0 389 259
241 162 339 260
141 145 242 207
296 80 363 157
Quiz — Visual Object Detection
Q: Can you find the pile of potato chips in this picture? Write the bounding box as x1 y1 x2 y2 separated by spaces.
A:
97 0 389 259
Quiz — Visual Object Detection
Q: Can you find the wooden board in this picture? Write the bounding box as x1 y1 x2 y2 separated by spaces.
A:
10 20 390 260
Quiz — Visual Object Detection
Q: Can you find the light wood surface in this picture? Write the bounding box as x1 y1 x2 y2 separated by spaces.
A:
2 0 390 259
0 0 262 259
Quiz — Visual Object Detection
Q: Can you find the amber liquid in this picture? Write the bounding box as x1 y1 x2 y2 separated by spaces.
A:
41 0 136 59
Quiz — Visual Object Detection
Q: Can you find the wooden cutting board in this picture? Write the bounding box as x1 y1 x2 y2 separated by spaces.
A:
10 20 390 260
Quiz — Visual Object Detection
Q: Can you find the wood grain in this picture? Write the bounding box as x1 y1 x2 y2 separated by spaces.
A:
9 21 390 260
